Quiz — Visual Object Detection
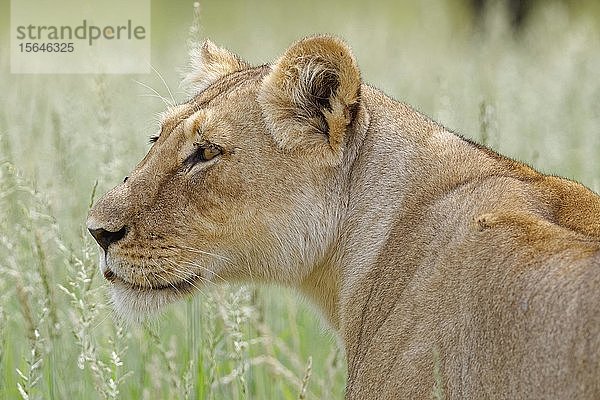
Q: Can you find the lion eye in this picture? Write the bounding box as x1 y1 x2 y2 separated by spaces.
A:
185 143 223 166
200 145 221 161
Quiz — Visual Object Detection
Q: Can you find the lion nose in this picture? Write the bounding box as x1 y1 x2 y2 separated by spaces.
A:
88 226 127 252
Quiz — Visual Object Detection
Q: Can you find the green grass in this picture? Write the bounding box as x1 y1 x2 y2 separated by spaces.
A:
1 1 599 399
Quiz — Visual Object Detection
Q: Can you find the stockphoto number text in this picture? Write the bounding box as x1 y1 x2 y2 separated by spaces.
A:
18 42 74 53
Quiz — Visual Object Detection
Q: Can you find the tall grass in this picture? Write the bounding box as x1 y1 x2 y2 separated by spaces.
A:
0 1 599 399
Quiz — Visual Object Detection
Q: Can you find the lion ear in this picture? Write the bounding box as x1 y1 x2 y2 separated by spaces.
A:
258 35 361 165
183 40 250 93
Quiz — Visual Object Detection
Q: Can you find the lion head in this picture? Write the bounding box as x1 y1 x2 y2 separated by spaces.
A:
86 36 369 322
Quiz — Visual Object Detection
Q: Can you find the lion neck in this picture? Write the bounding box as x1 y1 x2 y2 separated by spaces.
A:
298 85 476 350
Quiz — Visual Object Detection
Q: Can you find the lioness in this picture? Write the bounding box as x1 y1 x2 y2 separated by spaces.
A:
87 35 600 399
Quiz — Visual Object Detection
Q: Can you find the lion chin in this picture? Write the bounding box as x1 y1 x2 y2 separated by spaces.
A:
97 252 200 324
108 279 189 325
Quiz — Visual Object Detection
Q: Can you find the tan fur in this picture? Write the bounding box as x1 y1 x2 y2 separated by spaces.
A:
87 35 600 399
183 39 250 94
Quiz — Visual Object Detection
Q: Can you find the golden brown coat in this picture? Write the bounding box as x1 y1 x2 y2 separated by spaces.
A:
87 36 600 399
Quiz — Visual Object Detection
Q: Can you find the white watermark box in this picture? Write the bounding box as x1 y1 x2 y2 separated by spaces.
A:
11 0 150 74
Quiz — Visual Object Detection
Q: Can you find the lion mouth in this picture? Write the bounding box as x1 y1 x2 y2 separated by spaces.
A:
104 268 117 282
103 267 199 293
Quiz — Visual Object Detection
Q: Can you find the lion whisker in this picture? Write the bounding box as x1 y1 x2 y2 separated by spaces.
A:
141 260 154 290
178 257 228 284
133 79 173 106
179 245 233 264
164 259 213 294
153 264 182 295
150 64 176 106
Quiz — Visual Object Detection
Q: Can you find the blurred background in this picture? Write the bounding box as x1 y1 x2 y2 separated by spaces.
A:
0 0 599 399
